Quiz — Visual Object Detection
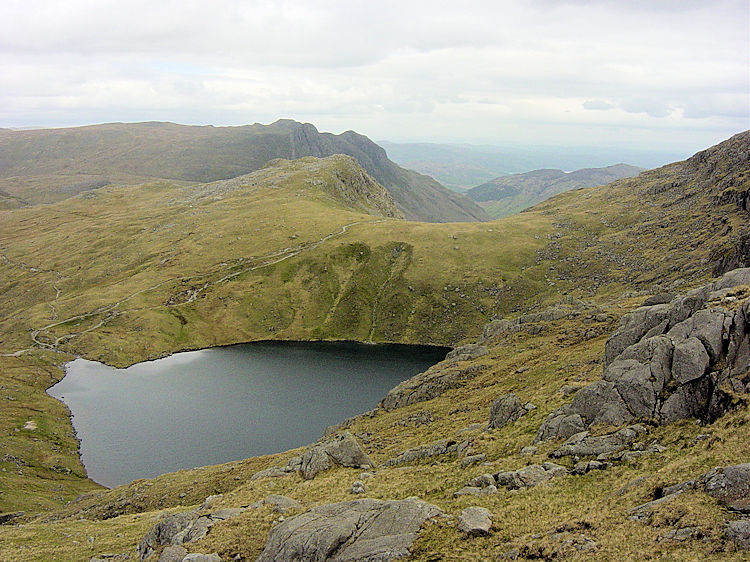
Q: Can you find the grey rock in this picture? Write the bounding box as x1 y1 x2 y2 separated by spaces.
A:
726 520 750 549
256 498 443 562
250 495 302 513
713 267 750 290
182 555 221 562
551 426 646 458
453 486 482 498
139 511 198 560
534 413 585 443
495 463 567 490
200 495 222 510
379 364 487 410
458 506 492 537
250 466 289 481
467 474 495 488
461 454 486 469
567 381 632 427
479 485 498 496
446 344 489 362
627 492 683 521
672 337 710 384
573 460 609 475
209 508 244 520
381 438 466 468
488 393 528 429
350 481 366 495
520 446 538 457
658 527 698 542
359 472 375 479
300 432 374 480
158 546 188 562
662 480 697 497
701 464 750 509
642 293 675 306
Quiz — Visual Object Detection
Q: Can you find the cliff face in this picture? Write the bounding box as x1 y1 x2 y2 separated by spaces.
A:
0 120 488 223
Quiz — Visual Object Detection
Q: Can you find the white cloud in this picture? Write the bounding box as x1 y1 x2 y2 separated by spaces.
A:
0 0 747 151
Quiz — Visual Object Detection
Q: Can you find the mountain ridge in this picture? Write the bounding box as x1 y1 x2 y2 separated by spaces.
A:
467 163 644 218
0 120 488 223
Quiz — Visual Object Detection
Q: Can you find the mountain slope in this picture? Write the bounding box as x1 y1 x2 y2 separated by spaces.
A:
0 132 748 560
467 163 644 218
0 120 487 223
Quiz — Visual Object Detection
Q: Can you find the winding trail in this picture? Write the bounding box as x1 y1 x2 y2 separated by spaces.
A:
6 219 387 356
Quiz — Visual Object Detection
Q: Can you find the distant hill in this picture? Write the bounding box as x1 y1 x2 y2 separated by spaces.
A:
466 163 644 218
0 120 487 223
379 140 683 191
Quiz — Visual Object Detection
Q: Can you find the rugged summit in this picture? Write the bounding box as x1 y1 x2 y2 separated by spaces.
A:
0 120 487 222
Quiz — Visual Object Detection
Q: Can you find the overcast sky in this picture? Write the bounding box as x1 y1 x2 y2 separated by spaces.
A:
1 0 747 152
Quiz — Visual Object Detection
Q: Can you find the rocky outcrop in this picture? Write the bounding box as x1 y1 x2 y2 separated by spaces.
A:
256 498 443 562
479 297 606 343
381 438 471 468
379 364 487 411
488 393 530 429
463 463 568 493
446 344 489 362
299 433 374 480
138 507 244 560
550 425 647 458
536 269 750 441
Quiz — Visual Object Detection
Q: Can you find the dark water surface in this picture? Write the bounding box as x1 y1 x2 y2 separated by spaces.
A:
49 341 447 487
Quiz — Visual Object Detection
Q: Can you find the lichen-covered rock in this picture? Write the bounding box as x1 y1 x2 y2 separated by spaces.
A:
726 520 750 549
488 393 527 429
494 463 568 490
379 364 487 410
381 438 470 468
536 269 750 441
300 432 374 480
446 344 489 362
551 426 646 458
256 498 442 562
458 507 492 537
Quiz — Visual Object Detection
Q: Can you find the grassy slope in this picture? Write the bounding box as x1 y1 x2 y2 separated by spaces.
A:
0 133 748 560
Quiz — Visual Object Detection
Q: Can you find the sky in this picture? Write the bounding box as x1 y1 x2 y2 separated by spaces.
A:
1 0 748 153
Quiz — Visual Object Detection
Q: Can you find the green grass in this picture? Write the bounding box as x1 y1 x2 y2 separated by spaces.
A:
0 138 748 560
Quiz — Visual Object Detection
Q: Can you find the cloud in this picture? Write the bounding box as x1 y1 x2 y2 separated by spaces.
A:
0 0 747 151
583 100 615 111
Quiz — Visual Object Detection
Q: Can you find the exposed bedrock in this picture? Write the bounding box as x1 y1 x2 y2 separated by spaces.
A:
256 498 443 562
537 268 750 442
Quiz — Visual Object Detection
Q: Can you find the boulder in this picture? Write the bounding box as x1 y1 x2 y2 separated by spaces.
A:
701 463 750 510
379 364 487 410
256 498 443 562
182 555 220 562
250 495 302 513
158 546 187 562
672 337 710 384
351 481 366 495
551 426 646 458
488 393 528 429
139 511 198 560
381 438 469 468
495 463 567 490
458 507 492 537
446 344 488 362
726 520 750 549
300 432 374 480
461 454 486 468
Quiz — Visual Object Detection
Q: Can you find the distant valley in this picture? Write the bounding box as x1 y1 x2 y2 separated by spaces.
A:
467 163 644 218
380 140 684 192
